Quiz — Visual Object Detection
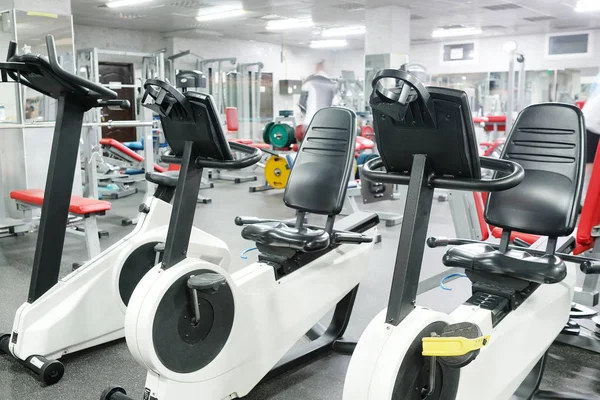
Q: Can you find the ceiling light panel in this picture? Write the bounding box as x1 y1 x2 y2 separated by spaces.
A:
432 27 483 38
266 18 314 30
310 39 348 49
576 0 600 12
322 26 365 37
106 0 152 8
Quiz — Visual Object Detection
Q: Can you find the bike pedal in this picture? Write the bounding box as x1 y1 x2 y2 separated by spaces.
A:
422 322 489 369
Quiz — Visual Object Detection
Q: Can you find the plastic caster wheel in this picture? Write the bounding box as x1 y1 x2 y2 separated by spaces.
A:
100 386 127 400
38 358 65 385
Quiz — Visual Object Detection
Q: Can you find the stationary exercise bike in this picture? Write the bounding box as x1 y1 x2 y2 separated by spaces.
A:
0 36 230 385
344 69 600 400
100 82 379 400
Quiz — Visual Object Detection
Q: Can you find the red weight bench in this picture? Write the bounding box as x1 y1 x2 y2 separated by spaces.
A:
474 115 506 141
100 138 166 173
479 138 505 157
225 107 252 145
11 189 111 260
360 125 374 140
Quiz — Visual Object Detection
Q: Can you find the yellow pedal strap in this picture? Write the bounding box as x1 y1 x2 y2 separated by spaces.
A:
422 335 490 357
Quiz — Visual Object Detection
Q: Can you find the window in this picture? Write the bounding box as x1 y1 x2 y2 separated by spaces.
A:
442 43 475 62
547 32 591 57
549 34 589 55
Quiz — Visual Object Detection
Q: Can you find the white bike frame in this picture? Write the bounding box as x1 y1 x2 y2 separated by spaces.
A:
344 239 575 400
125 232 374 400
8 196 230 361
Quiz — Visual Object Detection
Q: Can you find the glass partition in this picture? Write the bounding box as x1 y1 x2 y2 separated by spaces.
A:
14 10 74 124
433 67 600 116
431 73 489 114
0 11 19 123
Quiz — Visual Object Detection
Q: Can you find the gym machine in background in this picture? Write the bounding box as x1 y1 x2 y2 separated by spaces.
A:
504 40 526 134
76 47 166 202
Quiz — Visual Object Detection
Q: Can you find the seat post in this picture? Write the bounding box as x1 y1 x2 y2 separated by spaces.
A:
545 237 558 255
325 215 336 234
499 230 511 253
295 211 306 229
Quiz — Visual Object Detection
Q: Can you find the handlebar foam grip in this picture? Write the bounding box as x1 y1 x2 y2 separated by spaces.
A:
98 99 130 110
581 261 600 275
427 237 449 248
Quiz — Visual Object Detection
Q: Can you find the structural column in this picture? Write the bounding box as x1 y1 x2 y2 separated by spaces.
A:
364 5 411 88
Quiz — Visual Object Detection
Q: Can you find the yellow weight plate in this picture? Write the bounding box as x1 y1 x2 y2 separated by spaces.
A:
265 155 291 189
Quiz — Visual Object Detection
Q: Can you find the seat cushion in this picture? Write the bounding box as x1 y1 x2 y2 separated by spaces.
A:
241 222 330 253
442 243 566 285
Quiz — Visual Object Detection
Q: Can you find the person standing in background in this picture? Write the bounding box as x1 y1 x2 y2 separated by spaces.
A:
296 60 337 142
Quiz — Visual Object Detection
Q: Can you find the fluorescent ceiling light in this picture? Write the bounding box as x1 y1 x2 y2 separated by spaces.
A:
310 39 348 49
431 27 482 38
322 25 365 37
576 0 600 12
196 7 246 21
266 18 314 30
106 0 152 8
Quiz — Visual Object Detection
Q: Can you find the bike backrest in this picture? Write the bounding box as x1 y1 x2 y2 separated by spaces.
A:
485 103 585 236
283 107 356 215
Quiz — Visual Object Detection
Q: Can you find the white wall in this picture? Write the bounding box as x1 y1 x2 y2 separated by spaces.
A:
73 24 169 54
410 30 600 75
324 49 364 78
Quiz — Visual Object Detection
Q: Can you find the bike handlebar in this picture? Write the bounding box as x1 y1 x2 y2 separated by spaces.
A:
361 156 524 192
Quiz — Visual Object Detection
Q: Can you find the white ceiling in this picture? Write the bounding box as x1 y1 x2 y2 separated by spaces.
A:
70 0 600 48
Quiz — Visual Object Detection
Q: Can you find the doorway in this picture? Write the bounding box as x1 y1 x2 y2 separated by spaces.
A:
261 72 274 120
98 62 136 142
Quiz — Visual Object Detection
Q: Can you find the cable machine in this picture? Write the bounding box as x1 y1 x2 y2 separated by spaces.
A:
76 48 166 202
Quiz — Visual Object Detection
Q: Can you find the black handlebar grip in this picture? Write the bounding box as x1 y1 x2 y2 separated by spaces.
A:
581 261 600 275
161 152 182 164
234 216 280 226
98 99 130 110
427 237 449 248
333 232 373 244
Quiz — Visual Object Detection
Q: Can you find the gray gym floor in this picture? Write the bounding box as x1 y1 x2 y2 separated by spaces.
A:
0 176 599 400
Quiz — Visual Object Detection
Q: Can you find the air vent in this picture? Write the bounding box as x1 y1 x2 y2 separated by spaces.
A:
481 25 507 29
331 2 365 11
483 3 522 11
411 38 430 42
554 25 584 30
169 1 211 8
523 16 556 22
256 31 278 35
411 15 425 20
119 13 146 19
